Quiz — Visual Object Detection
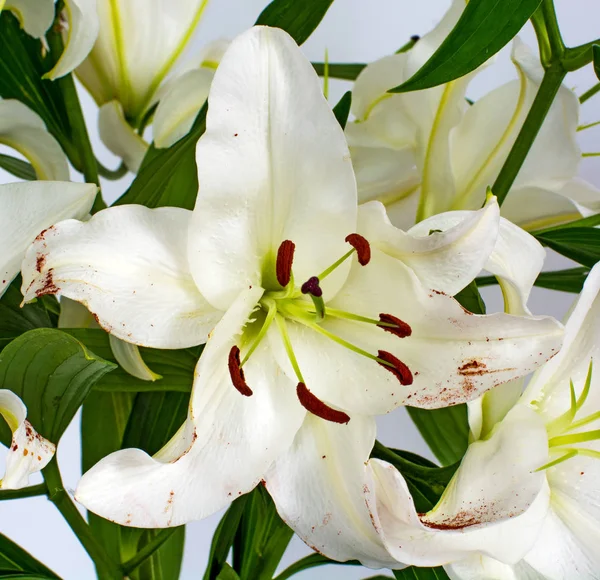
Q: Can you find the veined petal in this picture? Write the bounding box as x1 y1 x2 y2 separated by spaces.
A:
0 390 54 489
523 263 600 420
190 27 357 311
98 101 148 172
369 405 550 567
76 287 306 527
153 68 214 149
0 99 69 180
109 335 161 381
45 0 99 80
265 413 397 568
21 205 221 349
0 181 95 297
445 555 543 580
3 0 54 38
361 196 500 296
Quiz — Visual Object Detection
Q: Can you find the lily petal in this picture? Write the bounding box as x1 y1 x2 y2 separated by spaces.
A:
21 205 221 349
190 26 357 311
0 390 55 489
0 181 95 297
0 99 69 180
359 196 500 296
2 0 54 38
265 413 397 568
98 101 148 172
45 0 99 80
109 335 161 381
445 555 543 580
369 405 550 567
76 287 306 527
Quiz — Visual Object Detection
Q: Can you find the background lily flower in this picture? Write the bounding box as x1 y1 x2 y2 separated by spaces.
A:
346 0 600 229
0 0 55 39
21 28 561 562
0 390 55 489
445 262 600 579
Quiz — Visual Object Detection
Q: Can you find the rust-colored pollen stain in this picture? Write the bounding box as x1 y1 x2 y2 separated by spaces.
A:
459 360 487 375
345 233 371 265
301 275 323 297
35 269 59 297
378 350 413 385
228 345 253 397
296 382 350 424
276 240 295 287
378 313 412 338
35 254 46 273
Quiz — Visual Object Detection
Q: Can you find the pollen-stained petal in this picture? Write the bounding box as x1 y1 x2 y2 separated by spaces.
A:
228 345 253 397
345 233 371 265
276 240 295 287
296 382 350 425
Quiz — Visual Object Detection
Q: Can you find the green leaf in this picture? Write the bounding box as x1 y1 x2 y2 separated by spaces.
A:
593 45 600 80
132 527 185 580
530 212 600 235
204 496 249 580
273 554 361 580
393 566 450 579
0 532 59 579
535 227 600 267
390 0 543 93
312 62 366 80
216 564 240 580
0 154 36 181
256 0 334 45
478 267 591 294
233 486 293 580
0 12 76 165
454 280 486 315
0 328 115 442
332 91 352 129
0 278 54 352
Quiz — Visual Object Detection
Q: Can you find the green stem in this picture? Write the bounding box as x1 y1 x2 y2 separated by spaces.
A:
580 82 600 104
492 67 566 206
540 0 565 60
47 10 105 212
97 160 128 180
43 459 121 579
273 554 360 580
122 528 178 575
0 483 47 500
562 38 600 72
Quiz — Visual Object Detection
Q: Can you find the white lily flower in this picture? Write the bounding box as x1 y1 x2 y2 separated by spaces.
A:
0 0 54 39
445 262 600 579
21 28 561 548
347 0 600 230
0 390 55 489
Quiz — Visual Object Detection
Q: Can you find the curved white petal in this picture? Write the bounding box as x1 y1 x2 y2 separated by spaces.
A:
45 0 99 80
0 99 69 180
190 26 357 311
153 68 213 149
76 287 306 527
265 414 397 568
0 181 95 298
21 205 221 349
523 262 600 420
446 555 544 580
0 390 55 489
76 0 209 118
109 335 161 381
361 196 500 296
369 405 550 567
98 101 148 172
558 178 600 217
3 0 54 38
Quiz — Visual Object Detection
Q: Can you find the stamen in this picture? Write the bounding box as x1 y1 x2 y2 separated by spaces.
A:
240 299 277 366
535 449 579 472
276 240 295 287
345 233 371 265
296 382 350 424
549 429 600 448
228 345 253 397
378 313 412 338
377 350 413 385
301 276 323 297
274 314 306 384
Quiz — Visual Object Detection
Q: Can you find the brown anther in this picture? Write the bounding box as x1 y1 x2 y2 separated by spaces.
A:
378 313 412 338
377 350 413 385
301 276 323 297
228 345 253 396
296 382 350 424
276 240 295 287
345 233 371 265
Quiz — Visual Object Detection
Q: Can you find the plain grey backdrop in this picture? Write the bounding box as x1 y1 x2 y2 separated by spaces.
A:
0 0 598 578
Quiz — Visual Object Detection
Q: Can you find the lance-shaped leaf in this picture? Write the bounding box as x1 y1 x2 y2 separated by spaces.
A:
0 328 116 442
390 0 543 93
594 45 600 80
0 531 59 579
393 567 450 580
535 227 600 267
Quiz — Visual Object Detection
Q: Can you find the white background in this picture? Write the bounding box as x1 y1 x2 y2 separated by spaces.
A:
1 0 599 578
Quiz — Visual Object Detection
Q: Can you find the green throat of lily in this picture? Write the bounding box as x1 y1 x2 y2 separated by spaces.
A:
227 234 414 425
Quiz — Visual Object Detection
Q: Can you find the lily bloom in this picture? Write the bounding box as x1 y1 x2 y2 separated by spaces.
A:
0 390 54 489
346 0 600 230
22 27 561 543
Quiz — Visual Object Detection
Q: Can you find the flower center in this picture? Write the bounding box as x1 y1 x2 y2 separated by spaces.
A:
227 235 414 425
535 360 600 471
